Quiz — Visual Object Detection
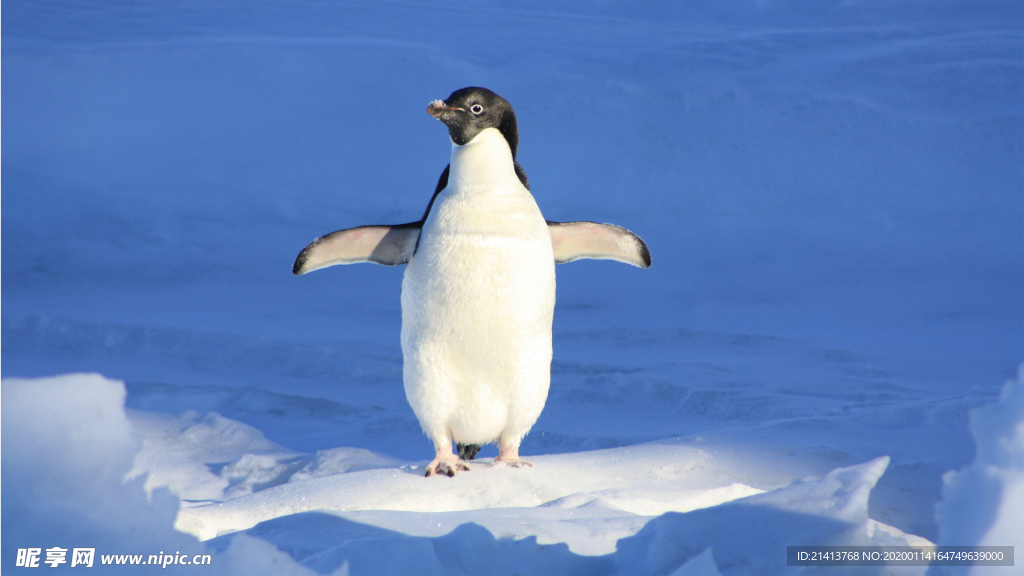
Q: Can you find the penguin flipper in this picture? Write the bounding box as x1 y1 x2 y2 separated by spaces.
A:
548 221 652 269
293 223 421 275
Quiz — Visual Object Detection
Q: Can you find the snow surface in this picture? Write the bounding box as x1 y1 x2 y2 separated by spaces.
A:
3 1 1022 574
931 367 1024 576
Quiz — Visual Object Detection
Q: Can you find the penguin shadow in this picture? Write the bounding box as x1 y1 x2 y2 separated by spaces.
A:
207 502 876 575
207 511 611 575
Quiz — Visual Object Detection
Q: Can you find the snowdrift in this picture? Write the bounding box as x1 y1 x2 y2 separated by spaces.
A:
5 371 1023 574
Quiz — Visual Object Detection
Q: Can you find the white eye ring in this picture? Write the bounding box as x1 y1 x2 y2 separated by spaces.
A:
470 104 484 115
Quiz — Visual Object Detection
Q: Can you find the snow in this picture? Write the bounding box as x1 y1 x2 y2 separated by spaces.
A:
2 0 1022 574
931 367 1024 576
1 375 205 568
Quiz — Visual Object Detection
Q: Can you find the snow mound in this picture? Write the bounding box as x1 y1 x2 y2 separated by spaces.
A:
931 364 1024 576
177 444 768 549
614 456 907 575
128 409 405 504
1 375 199 558
128 409 298 501
3 373 926 575
203 456 920 575
0 374 330 575
288 447 405 482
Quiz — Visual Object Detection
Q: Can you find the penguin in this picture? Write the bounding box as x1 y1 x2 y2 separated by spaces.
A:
294 87 651 477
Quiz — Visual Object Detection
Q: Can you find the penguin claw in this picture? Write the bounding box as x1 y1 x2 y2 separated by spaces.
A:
492 457 533 469
424 458 470 478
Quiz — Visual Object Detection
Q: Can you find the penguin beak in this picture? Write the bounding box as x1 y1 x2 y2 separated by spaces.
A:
427 99 464 119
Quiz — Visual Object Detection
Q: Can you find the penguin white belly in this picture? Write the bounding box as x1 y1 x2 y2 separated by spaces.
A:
401 131 555 449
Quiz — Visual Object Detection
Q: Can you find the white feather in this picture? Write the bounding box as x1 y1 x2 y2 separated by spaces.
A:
401 128 556 451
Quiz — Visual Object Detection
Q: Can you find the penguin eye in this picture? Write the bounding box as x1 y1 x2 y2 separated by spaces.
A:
470 104 484 115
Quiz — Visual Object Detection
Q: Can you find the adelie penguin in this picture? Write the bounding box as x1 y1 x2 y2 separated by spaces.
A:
294 87 651 477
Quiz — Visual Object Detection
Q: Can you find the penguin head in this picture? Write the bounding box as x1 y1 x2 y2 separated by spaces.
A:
427 87 519 158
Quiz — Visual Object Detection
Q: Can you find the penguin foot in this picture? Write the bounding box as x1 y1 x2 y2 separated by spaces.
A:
493 442 531 468
492 455 533 468
424 456 470 478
